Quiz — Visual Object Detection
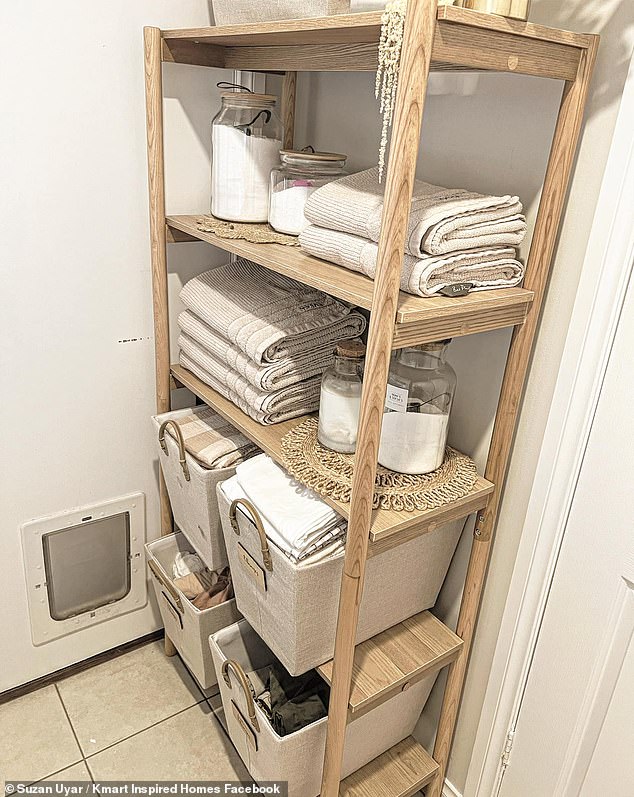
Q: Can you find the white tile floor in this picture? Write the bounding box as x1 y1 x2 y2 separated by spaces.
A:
0 640 249 787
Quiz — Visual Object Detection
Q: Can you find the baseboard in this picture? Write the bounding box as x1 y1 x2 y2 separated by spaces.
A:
442 778 463 797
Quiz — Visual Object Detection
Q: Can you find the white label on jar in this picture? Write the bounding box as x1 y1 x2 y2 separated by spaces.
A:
385 383 408 412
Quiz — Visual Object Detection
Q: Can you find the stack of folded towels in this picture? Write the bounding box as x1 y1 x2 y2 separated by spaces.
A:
222 454 346 564
178 258 367 425
299 168 527 297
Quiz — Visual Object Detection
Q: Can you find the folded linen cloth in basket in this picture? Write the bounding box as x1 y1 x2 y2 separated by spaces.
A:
304 167 526 257
178 310 341 392
163 406 258 469
180 259 366 365
221 454 346 563
299 225 524 297
179 350 320 426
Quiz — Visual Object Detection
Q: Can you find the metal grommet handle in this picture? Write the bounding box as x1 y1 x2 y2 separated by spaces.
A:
222 659 260 733
158 419 191 482
229 498 273 572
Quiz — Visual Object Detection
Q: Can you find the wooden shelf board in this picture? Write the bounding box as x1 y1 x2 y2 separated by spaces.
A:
339 737 438 797
318 611 462 718
166 215 534 345
170 364 493 546
160 7 594 80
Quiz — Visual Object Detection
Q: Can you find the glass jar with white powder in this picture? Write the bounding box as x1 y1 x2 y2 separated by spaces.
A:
378 341 456 474
317 339 365 454
269 150 347 236
211 92 283 222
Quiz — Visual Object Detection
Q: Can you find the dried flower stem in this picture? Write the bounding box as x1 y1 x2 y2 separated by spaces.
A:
375 0 407 181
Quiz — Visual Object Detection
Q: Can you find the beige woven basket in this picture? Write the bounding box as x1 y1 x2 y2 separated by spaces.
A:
212 1 350 26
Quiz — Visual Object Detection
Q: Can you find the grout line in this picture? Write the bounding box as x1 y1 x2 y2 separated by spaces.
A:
54 684 86 764
83 700 213 761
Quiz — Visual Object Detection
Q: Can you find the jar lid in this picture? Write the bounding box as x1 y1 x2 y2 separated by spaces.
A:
221 92 278 107
281 149 347 164
416 339 452 352
335 339 366 359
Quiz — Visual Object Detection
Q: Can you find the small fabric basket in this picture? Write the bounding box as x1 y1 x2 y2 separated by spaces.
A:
212 1 351 26
146 531 242 689
217 481 463 675
209 620 437 797
153 409 237 570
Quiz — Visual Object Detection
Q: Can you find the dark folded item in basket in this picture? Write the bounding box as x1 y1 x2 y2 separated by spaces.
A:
254 661 330 737
191 567 234 610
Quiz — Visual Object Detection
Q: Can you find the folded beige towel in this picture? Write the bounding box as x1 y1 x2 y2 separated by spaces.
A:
159 406 258 470
304 167 526 257
179 338 320 426
299 225 524 297
179 311 338 392
180 259 366 365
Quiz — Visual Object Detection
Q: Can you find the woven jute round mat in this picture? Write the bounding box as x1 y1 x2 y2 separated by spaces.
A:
197 215 300 246
280 417 478 512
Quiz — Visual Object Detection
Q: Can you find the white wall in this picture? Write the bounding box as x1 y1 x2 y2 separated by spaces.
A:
0 0 222 692
290 0 634 791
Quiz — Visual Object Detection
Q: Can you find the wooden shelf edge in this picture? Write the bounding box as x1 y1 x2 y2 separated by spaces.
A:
318 611 463 719
339 737 438 797
171 364 493 544
166 215 534 344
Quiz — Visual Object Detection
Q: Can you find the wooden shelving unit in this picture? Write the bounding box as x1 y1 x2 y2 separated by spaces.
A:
144 3 598 795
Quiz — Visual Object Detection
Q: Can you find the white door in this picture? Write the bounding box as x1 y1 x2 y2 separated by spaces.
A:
497 268 634 796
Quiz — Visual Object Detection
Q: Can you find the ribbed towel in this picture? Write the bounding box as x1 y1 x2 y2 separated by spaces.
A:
304 167 526 257
179 338 320 426
160 406 258 469
180 259 367 365
179 310 338 392
299 225 524 297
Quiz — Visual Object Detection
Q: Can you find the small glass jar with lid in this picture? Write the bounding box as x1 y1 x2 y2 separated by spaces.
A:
317 339 365 454
269 150 347 236
211 92 283 223
378 340 456 475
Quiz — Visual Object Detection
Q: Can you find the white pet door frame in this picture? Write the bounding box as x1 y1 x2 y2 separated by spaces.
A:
22 492 147 645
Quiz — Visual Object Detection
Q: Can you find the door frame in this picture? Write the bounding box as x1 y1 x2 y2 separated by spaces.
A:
464 53 634 797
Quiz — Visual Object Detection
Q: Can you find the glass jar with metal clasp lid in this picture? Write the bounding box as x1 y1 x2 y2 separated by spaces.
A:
268 149 347 236
211 88 283 223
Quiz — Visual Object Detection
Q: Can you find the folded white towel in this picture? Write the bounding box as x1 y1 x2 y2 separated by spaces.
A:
233 454 345 561
304 167 526 257
221 458 346 563
179 310 338 392
180 259 366 365
299 225 524 297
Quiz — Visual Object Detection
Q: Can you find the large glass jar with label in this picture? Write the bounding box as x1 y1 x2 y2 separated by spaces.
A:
211 92 283 222
378 340 456 474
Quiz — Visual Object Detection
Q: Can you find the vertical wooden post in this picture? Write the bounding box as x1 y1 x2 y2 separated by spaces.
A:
428 38 598 797
320 2 438 795
144 25 176 658
281 71 297 150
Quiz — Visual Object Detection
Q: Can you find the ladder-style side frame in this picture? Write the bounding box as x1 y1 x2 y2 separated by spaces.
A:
143 3 598 792
320 0 439 793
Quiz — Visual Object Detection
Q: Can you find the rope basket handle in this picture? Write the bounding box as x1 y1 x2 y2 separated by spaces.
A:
229 498 273 572
158 420 191 482
222 659 260 733
147 559 183 614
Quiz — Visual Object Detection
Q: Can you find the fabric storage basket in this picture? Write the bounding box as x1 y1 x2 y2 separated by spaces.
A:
153 409 235 571
217 482 463 675
212 1 350 26
146 531 242 689
210 620 437 797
